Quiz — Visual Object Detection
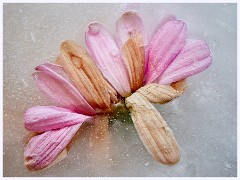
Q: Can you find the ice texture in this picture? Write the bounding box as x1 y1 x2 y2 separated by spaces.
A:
3 3 237 177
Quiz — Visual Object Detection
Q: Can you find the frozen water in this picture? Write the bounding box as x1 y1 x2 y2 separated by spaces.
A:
3 3 237 177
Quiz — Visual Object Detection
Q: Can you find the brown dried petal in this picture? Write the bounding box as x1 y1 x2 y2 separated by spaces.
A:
126 92 180 165
56 40 112 111
137 83 180 104
121 33 145 92
104 80 119 104
170 79 188 94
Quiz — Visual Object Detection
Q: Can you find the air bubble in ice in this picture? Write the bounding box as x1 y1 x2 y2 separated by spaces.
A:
144 162 150 166
224 160 234 169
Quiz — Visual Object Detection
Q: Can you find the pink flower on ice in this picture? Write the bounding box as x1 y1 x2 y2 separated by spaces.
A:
24 11 212 170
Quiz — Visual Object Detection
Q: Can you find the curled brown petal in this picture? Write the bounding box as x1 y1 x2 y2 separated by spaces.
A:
56 40 112 111
121 33 145 92
170 79 188 94
104 80 119 104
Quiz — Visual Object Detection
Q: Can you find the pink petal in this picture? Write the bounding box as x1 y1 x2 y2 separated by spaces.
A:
149 15 176 42
144 16 176 81
116 11 147 48
145 20 187 83
24 123 81 170
157 39 212 84
24 106 92 132
33 63 96 116
85 22 131 97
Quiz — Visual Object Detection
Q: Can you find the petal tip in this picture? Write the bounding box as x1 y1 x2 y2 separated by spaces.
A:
120 11 139 19
165 19 187 32
34 66 40 71
87 22 101 35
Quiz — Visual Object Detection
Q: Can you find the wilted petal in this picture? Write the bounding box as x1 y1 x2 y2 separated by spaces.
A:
89 115 110 148
88 115 111 169
146 20 187 83
24 123 81 170
157 39 212 84
24 106 92 132
137 83 180 104
56 40 112 111
33 63 96 116
117 11 146 91
85 22 131 97
121 34 146 92
126 92 180 165
104 80 119 104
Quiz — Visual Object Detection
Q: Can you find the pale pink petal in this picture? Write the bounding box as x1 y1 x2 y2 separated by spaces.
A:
157 39 212 84
85 22 131 97
145 20 187 83
144 15 176 81
149 15 176 42
24 106 92 132
33 63 96 116
116 11 147 48
24 123 81 170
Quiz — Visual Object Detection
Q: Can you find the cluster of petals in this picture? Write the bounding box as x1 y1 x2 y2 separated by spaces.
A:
24 11 212 170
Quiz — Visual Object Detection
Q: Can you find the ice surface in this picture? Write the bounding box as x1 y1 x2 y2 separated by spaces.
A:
3 3 237 177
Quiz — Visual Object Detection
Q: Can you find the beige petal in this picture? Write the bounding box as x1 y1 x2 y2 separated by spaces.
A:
137 83 180 104
126 92 180 165
56 40 112 111
121 33 145 92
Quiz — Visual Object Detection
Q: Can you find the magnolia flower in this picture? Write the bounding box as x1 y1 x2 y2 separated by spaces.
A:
24 11 212 171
